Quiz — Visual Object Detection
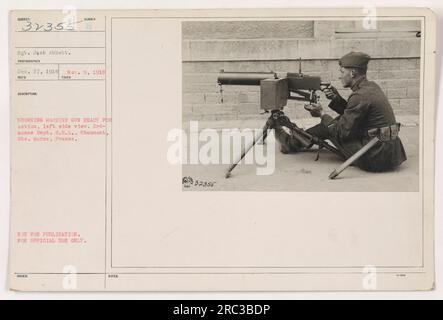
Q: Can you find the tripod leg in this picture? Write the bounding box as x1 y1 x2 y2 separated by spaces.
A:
258 129 268 145
225 123 270 178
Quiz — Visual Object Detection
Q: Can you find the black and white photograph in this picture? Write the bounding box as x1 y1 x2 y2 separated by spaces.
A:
181 19 422 191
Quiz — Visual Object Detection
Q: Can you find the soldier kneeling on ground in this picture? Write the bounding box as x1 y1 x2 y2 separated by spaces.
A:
268 51 407 173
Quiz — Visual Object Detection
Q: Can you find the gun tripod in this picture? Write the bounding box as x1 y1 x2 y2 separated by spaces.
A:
225 110 343 178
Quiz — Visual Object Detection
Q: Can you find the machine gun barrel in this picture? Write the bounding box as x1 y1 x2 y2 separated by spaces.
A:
217 71 277 86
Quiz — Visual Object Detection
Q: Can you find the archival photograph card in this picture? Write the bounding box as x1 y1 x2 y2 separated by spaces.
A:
9 8 436 291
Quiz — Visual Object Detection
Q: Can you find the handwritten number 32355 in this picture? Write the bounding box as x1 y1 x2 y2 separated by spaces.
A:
21 20 83 32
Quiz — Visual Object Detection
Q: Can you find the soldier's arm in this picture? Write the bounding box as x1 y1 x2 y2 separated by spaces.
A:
327 93 369 141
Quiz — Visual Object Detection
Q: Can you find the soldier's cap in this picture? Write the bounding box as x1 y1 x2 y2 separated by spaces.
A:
339 51 371 69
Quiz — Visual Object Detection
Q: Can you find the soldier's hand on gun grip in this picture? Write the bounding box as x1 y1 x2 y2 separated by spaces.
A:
322 85 340 101
304 103 323 118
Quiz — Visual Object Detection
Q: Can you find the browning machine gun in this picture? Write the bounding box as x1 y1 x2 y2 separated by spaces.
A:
217 59 343 178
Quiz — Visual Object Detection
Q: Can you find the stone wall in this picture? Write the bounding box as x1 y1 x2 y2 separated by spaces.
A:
182 20 421 121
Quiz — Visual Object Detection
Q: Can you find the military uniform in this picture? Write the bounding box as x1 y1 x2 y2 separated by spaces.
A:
275 52 407 172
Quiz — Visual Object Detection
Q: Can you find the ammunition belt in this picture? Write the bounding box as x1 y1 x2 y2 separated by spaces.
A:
366 123 401 142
